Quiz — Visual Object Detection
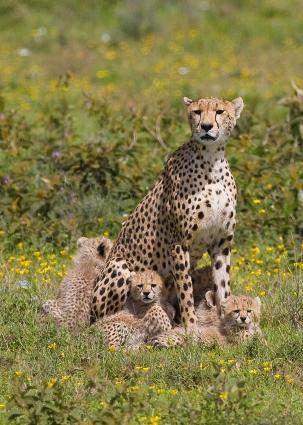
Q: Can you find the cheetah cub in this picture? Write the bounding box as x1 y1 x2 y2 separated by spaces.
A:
95 270 175 349
42 236 113 330
151 291 261 347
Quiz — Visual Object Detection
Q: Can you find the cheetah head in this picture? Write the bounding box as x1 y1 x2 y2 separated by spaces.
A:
205 291 261 328
75 235 113 266
129 270 166 304
184 96 244 145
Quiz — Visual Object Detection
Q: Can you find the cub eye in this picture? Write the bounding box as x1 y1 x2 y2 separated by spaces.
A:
193 110 201 115
151 284 157 288
247 309 252 313
233 309 240 314
216 109 224 115
137 284 143 289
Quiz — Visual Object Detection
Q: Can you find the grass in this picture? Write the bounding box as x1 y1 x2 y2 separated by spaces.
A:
0 243 303 424
0 0 303 423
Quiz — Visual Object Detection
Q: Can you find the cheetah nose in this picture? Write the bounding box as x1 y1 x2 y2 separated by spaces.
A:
143 292 150 297
201 123 213 132
240 317 246 322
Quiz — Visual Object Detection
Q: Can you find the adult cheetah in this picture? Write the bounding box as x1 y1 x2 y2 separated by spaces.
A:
91 96 244 329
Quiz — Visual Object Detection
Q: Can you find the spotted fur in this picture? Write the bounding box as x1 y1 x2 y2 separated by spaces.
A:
95 270 175 348
42 236 113 329
150 292 261 347
91 96 244 329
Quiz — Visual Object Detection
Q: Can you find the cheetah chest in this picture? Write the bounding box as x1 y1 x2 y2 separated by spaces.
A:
186 183 236 253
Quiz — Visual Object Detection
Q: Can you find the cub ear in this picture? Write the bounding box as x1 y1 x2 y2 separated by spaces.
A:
97 242 106 258
232 97 244 119
183 96 193 106
77 237 88 248
205 290 216 308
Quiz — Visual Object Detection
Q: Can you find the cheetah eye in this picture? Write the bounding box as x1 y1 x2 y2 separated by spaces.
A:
151 284 157 288
193 110 201 115
233 309 240 314
137 284 143 289
216 109 224 115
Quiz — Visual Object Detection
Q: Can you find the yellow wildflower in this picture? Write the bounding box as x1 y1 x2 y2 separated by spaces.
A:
47 378 57 388
219 391 228 401
285 375 294 384
258 208 266 214
103 231 110 237
253 199 261 205
108 345 116 352
0 403 5 410
96 69 110 79
150 415 161 425
274 374 281 380
169 389 177 395
104 50 117 60
0 230 5 236
60 375 70 383
48 342 57 350
249 369 258 375
15 371 23 377
259 291 266 297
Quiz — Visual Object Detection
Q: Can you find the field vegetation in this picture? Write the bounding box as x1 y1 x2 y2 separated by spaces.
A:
0 0 303 423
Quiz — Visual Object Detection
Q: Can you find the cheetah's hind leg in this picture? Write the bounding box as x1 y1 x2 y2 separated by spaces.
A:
91 257 132 320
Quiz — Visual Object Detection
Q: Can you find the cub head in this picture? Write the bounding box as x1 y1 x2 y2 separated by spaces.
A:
129 270 166 304
75 235 113 266
205 291 261 328
183 96 244 145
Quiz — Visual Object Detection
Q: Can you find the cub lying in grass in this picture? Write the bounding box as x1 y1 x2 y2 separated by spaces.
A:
95 270 175 349
42 236 113 329
150 291 261 347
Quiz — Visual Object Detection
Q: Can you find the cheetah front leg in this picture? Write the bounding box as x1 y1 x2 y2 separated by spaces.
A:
209 237 233 309
171 244 196 329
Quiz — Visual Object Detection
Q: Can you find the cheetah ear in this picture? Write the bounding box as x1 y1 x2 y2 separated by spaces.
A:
183 96 193 106
77 237 89 248
232 97 244 119
205 290 216 308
